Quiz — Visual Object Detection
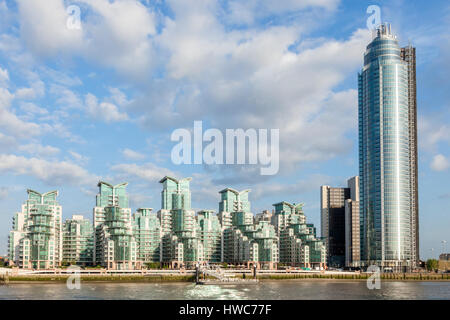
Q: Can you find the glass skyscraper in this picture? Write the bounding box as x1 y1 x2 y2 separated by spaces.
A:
359 24 418 271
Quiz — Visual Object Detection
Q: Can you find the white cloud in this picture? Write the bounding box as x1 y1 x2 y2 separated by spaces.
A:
16 0 83 57
69 151 89 164
122 148 146 161
419 115 450 153
0 186 8 200
252 173 333 200
85 93 129 123
225 0 339 25
111 162 175 183
14 71 45 100
134 16 370 172
50 84 83 110
0 154 97 186
16 0 156 79
18 143 60 157
0 132 16 149
0 67 9 85
20 102 49 116
15 87 37 100
431 154 450 172
41 67 83 87
0 87 42 138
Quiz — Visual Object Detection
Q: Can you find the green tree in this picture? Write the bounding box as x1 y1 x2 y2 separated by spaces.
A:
145 262 161 269
426 259 438 271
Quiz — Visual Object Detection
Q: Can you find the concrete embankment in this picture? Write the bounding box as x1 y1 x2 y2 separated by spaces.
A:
4 274 196 283
2 272 449 283
253 273 450 281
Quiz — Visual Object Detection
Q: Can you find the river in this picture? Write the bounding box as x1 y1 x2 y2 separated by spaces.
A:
1 280 449 300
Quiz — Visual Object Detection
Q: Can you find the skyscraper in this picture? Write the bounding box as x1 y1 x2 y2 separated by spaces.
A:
358 24 418 271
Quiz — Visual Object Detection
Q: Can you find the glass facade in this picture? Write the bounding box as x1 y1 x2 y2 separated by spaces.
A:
359 24 413 270
8 190 62 269
62 215 94 265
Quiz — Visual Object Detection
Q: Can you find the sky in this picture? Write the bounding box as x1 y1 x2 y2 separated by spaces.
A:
0 0 448 259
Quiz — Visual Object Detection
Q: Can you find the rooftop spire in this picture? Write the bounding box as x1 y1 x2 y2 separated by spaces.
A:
373 22 396 40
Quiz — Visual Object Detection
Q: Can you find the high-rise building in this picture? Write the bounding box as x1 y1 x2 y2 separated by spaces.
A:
278 202 326 269
401 45 419 266
158 176 201 268
196 210 222 263
359 24 418 271
8 190 62 269
320 186 350 267
321 178 360 268
62 215 94 266
8 178 326 271
255 210 272 224
93 182 136 269
133 208 161 265
345 176 360 268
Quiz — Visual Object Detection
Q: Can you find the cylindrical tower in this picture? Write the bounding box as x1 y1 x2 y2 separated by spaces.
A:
359 24 412 271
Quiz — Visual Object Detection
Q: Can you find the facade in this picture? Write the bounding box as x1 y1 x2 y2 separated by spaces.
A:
133 208 161 265
93 182 136 269
62 215 94 266
197 210 222 263
159 176 201 268
359 24 417 271
320 186 350 267
321 177 360 268
400 45 420 266
276 202 326 269
8 177 324 270
255 210 272 224
8 190 62 269
220 189 280 269
345 176 360 268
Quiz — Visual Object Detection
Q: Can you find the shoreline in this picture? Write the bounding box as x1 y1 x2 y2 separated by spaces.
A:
2 273 449 284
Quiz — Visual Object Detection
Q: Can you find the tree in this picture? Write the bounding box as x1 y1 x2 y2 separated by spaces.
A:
426 259 438 272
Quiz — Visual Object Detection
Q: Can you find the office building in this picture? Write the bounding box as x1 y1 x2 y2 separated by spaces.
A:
321 186 350 267
321 177 360 268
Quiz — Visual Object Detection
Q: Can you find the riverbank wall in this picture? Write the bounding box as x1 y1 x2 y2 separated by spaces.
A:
2 272 449 283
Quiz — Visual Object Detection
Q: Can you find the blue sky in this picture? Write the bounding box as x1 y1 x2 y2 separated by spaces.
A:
0 0 448 259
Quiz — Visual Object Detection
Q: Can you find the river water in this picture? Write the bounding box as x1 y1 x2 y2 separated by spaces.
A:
1 281 449 300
